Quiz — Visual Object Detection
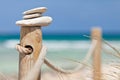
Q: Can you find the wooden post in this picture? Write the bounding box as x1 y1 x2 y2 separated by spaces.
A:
16 7 52 80
19 26 42 80
91 28 102 80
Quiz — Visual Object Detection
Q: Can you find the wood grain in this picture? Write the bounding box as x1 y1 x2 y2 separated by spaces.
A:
19 26 42 80
92 28 102 80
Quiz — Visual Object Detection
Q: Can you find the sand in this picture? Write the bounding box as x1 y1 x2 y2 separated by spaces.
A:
1 62 120 80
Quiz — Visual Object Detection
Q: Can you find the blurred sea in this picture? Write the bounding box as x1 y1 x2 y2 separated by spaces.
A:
0 34 120 73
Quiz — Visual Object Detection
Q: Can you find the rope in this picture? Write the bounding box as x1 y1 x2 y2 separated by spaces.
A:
84 35 120 58
16 44 76 74
82 39 97 63
16 39 96 74
44 58 74 74
16 44 32 55
0 72 9 80
102 48 120 59
15 36 120 80
26 46 47 80
103 40 120 56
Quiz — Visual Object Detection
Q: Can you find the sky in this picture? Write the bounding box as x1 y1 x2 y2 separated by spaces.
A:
0 0 120 35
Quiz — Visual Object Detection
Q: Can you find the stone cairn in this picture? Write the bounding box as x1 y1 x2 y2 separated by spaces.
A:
16 7 52 26
16 7 52 80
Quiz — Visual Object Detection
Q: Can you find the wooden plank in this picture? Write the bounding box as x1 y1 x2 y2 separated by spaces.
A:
19 26 42 80
92 28 102 80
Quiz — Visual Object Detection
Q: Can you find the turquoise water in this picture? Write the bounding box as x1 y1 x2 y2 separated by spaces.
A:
0 34 120 73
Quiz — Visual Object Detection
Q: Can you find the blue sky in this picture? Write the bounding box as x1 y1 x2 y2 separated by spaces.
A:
0 0 120 35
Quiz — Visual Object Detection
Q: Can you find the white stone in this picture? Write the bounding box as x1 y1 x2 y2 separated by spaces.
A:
16 16 52 27
23 13 42 19
23 7 47 15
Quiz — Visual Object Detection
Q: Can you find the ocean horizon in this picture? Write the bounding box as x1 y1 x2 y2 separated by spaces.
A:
0 33 120 41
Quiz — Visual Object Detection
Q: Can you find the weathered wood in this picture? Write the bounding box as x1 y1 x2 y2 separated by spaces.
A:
26 46 47 80
19 26 42 80
92 28 102 80
16 6 52 80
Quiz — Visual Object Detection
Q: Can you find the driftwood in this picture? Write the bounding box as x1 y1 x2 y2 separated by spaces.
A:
26 46 47 80
16 7 52 80
92 28 102 80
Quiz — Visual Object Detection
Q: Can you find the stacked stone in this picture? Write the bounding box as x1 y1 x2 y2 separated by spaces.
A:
16 7 52 27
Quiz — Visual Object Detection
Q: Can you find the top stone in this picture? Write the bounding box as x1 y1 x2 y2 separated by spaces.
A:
23 7 47 15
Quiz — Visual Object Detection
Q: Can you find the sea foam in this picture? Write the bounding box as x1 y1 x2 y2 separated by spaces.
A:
2 39 19 48
2 39 91 49
1 39 120 50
